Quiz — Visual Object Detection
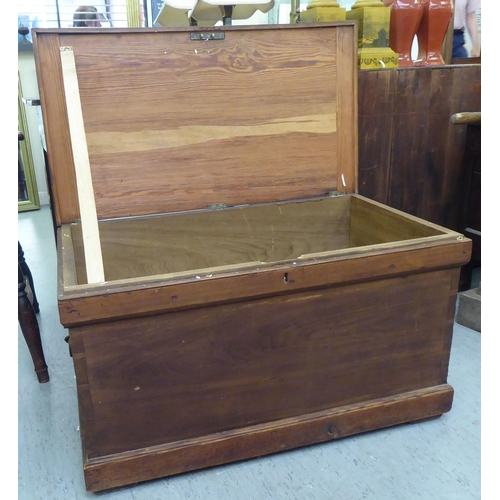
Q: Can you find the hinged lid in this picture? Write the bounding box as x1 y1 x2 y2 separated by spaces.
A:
33 23 358 225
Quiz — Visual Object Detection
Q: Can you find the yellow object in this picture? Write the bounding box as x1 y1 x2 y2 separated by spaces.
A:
351 0 385 7
346 0 398 69
300 0 346 23
308 0 340 6
357 47 399 69
126 0 142 27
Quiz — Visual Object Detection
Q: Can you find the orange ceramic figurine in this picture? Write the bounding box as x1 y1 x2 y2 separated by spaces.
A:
415 0 453 65
383 0 424 67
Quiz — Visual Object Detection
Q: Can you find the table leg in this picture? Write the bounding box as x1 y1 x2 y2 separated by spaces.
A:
18 265 49 383
18 242 39 313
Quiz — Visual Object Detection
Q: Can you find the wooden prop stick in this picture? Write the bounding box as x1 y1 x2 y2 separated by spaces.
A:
60 46 105 284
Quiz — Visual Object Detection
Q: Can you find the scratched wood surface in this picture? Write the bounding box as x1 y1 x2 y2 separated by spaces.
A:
73 267 457 460
34 24 358 223
19 206 481 499
70 196 350 283
67 195 452 285
357 65 481 231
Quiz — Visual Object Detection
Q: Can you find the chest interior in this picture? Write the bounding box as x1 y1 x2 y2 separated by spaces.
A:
66 195 445 285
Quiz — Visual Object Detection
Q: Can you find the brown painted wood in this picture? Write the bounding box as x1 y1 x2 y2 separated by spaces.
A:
71 196 352 284
73 268 456 457
65 195 461 287
57 195 470 327
58 238 470 327
18 265 49 383
358 64 481 231
389 68 432 218
83 384 453 492
32 32 79 225
357 69 396 204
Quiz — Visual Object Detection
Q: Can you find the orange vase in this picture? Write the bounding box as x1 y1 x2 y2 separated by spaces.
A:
415 0 453 66
384 0 424 67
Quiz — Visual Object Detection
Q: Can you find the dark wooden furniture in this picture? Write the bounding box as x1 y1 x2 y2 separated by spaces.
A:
357 64 481 232
451 112 481 290
18 242 39 313
18 242 49 383
33 23 471 492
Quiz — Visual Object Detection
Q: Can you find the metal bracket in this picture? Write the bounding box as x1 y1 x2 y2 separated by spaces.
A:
190 32 225 41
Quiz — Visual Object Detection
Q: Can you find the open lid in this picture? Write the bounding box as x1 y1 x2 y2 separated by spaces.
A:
33 23 358 226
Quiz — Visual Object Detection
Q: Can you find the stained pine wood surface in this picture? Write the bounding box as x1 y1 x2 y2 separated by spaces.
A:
34 26 479 234
19 207 481 500
72 267 457 458
56 194 470 328
60 198 469 491
34 24 357 224
30 24 481 496
66 195 456 286
358 64 481 231
71 197 351 283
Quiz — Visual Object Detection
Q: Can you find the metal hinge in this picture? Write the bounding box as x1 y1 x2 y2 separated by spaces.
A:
190 32 225 41
328 191 346 197
207 203 227 210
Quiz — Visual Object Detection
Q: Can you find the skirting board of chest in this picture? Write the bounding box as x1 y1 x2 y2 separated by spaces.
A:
32 22 471 492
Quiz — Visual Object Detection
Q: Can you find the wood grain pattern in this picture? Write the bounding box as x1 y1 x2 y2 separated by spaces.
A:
357 69 396 203
32 31 80 224
65 195 464 288
32 25 476 493
82 384 454 491
349 195 443 247
34 24 360 222
58 246 471 330
71 268 457 459
19 206 481 499
59 46 104 284
389 68 432 216
34 27 480 231
358 65 481 231
71 197 351 283
57 195 471 327
335 24 358 194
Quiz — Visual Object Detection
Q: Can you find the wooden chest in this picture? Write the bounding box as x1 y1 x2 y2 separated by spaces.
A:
33 22 471 492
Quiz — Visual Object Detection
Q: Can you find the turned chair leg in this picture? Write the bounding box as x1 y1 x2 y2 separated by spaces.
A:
18 265 49 383
18 242 39 313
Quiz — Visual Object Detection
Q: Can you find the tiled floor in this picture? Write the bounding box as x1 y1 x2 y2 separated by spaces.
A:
18 206 481 500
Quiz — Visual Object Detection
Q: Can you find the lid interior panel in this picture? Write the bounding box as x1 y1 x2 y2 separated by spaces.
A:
34 24 357 222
